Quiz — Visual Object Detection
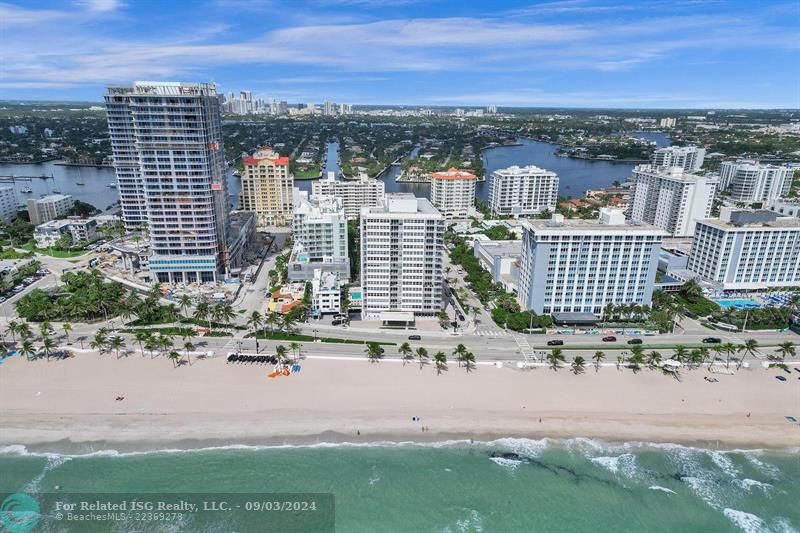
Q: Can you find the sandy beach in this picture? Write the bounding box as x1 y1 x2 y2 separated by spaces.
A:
1 351 798 452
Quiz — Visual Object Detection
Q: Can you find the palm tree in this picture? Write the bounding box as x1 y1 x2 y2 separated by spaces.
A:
592 351 605 372
774 341 796 361
194 301 212 331
39 320 52 338
628 351 645 372
289 341 301 362
6 320 19 342
673 345 688 364
616 355 623 370
275 344 288 365
364 342 383 363
144 335 159 358
398 342 413 365
17 322 32 341
157 334 173 357
183 341 194 365
462 351 476 372
689 349 704 369
647 350 662 369
453 343 468 367
178 294 193 318
108 336 126 359
247 311 263 338
720 342 737 369
415 347 428 367
90 330 108 354
571 355 586 374
547 348 565 371
433 351 447 374
265 312 279 335
40 336 56 361
19 339 35 361
279 313 297 333
62 322 73 344
603 303 615 327
134 330 150 357
737 339 759 370
168 350 181 368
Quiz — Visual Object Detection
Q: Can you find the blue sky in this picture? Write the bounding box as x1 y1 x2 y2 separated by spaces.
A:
1 0 798 107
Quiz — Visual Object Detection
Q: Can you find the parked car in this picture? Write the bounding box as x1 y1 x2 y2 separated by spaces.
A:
547 340 564 346
775 375 787 382
703 337 722 344
602 336 617 342
0 297 6 303
408 335 422 341
627 338 643 345
331 319 343 326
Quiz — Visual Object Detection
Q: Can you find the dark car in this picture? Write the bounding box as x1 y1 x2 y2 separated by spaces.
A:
408 335 422 341
547 340 564 346
775 375 787 382
703 337 722 344
602 336 617 342
627 338 643 345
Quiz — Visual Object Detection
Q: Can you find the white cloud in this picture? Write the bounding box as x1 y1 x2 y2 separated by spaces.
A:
75 0 125 12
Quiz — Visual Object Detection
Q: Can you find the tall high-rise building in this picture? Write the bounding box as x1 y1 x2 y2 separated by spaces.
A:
719 160 793 204
651 145 705 172
323 101 335 116
0 187 19 223
488 165 558 217
105 81 231 284
360 194 444 320
687 208 800 291
429 167 476 219
239 146 294 227
630 165 718 237
311 172 385 220
289 190 349 281
518 209 664 315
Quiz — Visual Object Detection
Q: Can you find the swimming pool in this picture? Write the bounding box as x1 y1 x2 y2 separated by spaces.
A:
713 298 761 309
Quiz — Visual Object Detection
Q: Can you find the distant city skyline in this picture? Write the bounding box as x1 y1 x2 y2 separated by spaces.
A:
1 0 798 108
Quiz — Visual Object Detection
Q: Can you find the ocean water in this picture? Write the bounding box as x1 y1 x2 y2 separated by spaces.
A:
1 439 797 532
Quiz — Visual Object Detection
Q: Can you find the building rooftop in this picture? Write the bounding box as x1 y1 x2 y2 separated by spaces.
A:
363 193 441 216
430 167 477 181
492 165 556 176
524 210 664 235
31 194 72 203
702 208 800 230
633 164 718 183
473 239 521 257
243 146 289 166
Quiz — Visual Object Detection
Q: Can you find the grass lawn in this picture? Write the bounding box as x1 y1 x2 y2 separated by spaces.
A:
248 331 395 346
294 171 322 180
20 242 88 258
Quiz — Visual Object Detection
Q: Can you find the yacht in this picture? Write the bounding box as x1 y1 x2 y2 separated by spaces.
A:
21 187 33 194
107 183 117 188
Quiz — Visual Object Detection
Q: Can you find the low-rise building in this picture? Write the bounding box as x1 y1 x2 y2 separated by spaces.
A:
472 238 521 293
518 209 665 315
311 172 385 220
429 167 476 219
687 208 800 291
311 268 341 315
34 218 98 248
27 194 73 225
267 282 307 314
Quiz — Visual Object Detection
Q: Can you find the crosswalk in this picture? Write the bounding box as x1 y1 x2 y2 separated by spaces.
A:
475 327 511 337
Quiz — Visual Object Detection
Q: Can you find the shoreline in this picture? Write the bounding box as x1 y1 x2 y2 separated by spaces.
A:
1 353 798 454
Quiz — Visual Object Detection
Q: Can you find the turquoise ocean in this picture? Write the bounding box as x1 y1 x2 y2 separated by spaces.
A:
1 439 797 532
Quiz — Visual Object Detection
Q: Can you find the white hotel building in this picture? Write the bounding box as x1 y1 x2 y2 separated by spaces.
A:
488 165 558 217
518 209 664 315
289 189 349 281
687 208 800 291
719 160 793 204
651 145 706 172
429 167 476 219
360 194 444 321
630 165 718 237
311 172 385 220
